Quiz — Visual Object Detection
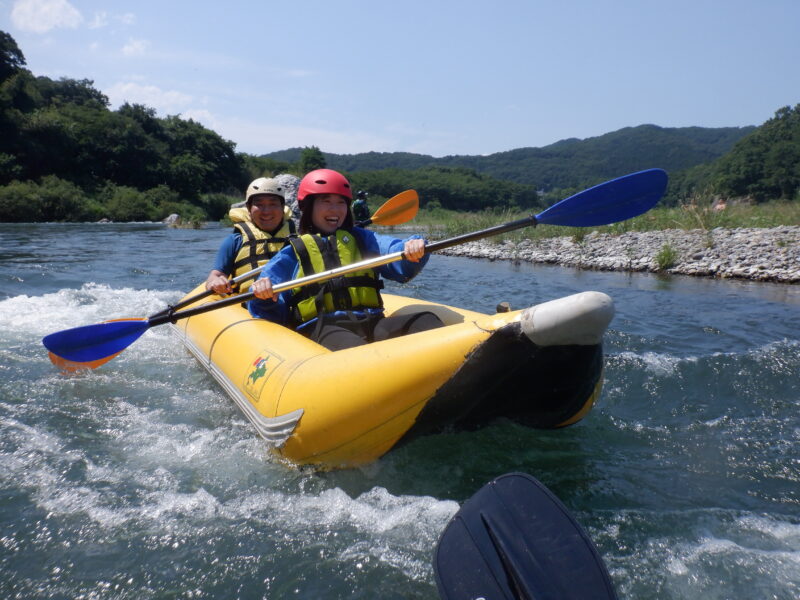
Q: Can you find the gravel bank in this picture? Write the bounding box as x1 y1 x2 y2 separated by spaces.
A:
438 226 800 283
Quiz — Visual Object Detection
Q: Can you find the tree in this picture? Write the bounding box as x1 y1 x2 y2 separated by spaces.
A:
103 185 156 221
0 176 90 222
299 146 326 173
0 31 26 82
713 105 800 201
243 153 291 179
162 115 245 194
168 153 211 201
118 102 165 136
35 76 109 108
0 72 42 182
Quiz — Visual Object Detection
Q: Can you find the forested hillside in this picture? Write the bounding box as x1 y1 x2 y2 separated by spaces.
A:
2 29 797 223
265 125 755 191
0 31 248 222
268 111 800 207
348 166 542 211
712 105 800 201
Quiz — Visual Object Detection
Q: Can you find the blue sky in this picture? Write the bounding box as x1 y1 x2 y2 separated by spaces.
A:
3 0 799 157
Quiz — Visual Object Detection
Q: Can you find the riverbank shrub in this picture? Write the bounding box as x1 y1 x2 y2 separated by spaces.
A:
102 185 157 221
0 176 98 222
199 193 238 221
98 183 208 223
655 243 679 271
0 178 214 223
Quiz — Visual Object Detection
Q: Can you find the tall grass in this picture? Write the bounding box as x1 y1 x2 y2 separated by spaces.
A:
654 243 679 271
416 200 800 242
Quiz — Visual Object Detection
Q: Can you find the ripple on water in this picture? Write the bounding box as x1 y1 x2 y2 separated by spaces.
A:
590 508 800 600
1 249 799 598
1 311 458 598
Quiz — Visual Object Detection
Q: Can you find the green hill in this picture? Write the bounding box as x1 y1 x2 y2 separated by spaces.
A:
264 124 754 191
0 30 248 222
3 28 796 222
712 105 800 201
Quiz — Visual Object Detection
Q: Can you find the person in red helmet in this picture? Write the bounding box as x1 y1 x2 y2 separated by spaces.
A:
249 169 443 350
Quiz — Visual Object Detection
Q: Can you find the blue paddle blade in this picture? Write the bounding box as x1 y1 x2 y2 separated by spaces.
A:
42 319 150 368
536 168 668 227
434 472 617 600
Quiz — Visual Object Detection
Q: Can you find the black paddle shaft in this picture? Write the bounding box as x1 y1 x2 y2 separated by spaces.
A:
425 214 537 253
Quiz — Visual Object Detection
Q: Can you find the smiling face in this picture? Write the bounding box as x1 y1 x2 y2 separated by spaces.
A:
310 194 350 234
248 194 284 232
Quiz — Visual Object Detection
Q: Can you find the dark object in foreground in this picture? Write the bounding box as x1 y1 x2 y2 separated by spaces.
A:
434 472 617 600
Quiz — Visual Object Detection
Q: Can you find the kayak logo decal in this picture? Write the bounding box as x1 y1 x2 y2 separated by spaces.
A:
249 356 269 383
244 350 283 398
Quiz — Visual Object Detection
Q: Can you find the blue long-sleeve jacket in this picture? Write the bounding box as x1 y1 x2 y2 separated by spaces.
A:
211 232 243 275
247 228 429 327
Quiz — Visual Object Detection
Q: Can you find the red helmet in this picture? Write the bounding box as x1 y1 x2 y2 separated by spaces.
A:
297 169 352 208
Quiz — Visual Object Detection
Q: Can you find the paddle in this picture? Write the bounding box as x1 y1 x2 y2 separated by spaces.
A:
356 189 419 227
148 190 420 321
433 472 618 600
42 168 667 371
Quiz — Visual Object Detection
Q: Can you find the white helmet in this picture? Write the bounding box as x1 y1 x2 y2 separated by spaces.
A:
246 177 285 204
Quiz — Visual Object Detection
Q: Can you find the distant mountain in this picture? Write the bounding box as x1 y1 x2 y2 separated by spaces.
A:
264 124 755 191
265 149 436 172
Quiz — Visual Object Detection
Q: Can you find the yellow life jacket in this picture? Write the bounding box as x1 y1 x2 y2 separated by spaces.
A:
229 205 295 292
288 230 383 323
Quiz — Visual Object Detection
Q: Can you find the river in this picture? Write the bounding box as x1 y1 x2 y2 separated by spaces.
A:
1 223 798 599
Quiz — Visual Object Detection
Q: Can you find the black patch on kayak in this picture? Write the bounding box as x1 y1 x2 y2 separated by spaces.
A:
400 321 603 440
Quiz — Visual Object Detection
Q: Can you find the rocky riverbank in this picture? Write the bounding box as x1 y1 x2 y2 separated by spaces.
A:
438 226 800 283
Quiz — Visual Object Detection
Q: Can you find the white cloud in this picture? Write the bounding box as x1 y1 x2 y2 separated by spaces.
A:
105 82 454 155
11 0 83 33
213 117 394 155
118 13 136 26
106 81 193 114
86 10 135 29
122 38 150 57
182 109 216 126
87 11 108 29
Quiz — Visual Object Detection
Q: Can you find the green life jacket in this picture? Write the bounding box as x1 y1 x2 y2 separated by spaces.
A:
229 206 296 292
288 230 383 323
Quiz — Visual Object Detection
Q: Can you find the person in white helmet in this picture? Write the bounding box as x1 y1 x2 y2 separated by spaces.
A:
204 177 296 295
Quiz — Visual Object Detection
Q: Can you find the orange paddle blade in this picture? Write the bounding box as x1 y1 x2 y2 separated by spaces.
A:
369 190 419 226
48 350 124 372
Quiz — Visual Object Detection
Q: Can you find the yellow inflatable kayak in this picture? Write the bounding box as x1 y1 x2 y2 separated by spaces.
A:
170 285 614 469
